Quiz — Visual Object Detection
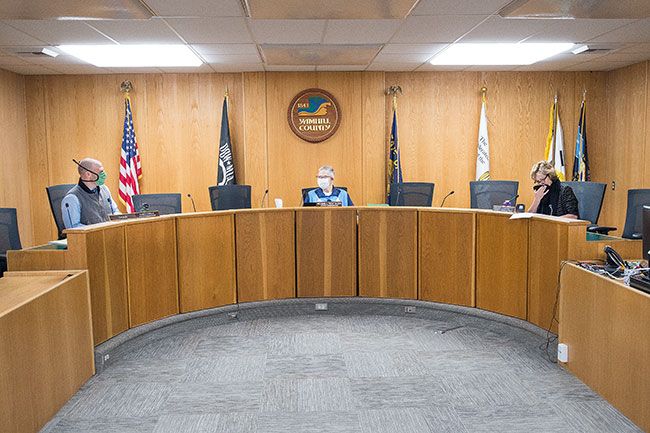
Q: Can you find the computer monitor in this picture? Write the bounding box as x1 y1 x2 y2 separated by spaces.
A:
643 206 650 262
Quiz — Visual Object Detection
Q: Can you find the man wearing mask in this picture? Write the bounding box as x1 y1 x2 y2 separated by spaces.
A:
303 165 354 206
62 158 120 228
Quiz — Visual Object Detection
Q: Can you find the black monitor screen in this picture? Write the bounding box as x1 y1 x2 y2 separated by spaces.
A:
643 206 650 262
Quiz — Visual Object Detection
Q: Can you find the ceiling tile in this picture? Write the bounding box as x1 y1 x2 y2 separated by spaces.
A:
106 67 163 73
322 20 402 44
416 63 466 71
87 18 183 44
373 52 432 63
261 44 380 65
165 17 253 43
143 0 244 17
22 54 87 66
47 64 109 74
0 55 30 65
158 64 216 73
458 16 551 43
366 62 419 71
563 60 635 71
464 65 517 71
0 64 59 74
596 52 650 63
615 43 650 53
412 0 512 15
249 20 326 44
191 43 259 55
316 64 366 71
525 19 635 43
265 65 316 71
0 21 47 45
380 43 447 54
202 53 261 64
247 0 418 19
211 63 265 72
588 19 650 43
391 15 487 43
4 20 113 44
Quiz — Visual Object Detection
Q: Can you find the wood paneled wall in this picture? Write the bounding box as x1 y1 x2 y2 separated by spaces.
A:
3 63 648 245
0 69 32 246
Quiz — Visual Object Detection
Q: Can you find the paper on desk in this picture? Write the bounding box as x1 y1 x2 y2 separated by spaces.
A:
509 212 536 220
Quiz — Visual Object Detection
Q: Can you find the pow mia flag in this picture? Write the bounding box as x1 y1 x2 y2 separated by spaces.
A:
217 96 236 185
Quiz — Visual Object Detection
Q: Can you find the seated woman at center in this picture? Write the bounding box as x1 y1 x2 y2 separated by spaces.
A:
528 160 579 219
303 165 354 206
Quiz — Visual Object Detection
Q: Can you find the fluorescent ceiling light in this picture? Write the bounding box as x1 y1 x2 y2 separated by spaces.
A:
57 45 203 67
430 43 574 66
40 48 59 58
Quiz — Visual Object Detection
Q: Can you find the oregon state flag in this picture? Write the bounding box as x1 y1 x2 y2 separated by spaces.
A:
386 109 403 204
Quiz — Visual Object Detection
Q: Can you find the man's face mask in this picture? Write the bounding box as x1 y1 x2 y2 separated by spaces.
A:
96 171 107 186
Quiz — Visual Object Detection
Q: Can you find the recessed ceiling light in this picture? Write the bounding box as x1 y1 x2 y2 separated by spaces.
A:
430 43 574 66
57 45 203 67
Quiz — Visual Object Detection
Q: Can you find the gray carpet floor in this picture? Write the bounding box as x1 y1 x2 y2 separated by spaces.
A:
41 314 642 433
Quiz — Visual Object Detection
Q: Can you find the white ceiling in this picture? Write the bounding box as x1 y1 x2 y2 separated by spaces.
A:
0 0 648 74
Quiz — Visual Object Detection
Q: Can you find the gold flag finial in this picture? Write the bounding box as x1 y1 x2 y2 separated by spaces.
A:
480 86 487 103
120 80 133 96
386 85 402 111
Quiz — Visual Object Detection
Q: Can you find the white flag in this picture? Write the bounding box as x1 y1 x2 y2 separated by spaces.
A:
554 110 566 181
476 100 490 180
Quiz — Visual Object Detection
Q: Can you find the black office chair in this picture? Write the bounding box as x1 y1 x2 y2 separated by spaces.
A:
470 180 518 209
561 181 616 234
46 184 76 239
209 185 251 210
301 186 348 203
132 193 182 215
0 208 22 277
389 182 434 206
622 189 650 239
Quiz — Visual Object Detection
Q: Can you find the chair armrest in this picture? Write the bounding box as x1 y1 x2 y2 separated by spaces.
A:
587 225 617 235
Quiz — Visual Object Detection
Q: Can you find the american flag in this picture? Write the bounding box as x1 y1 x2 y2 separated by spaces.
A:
118 96 142 213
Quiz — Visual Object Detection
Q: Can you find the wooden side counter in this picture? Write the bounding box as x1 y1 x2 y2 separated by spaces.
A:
176 212 236 312
357 207 417 299
235 209 296 302
418 209 475 307
0 271 94 433
560 264 649 432
476 212 528 319
296 208 357 297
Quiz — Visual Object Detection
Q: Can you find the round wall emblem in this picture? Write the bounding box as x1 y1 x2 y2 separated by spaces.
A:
288 88 341 143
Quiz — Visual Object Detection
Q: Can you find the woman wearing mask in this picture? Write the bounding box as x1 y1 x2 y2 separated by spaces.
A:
528 160 579 219
303 165 354 206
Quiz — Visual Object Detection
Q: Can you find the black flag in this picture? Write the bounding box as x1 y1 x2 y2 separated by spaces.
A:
217 96 236 185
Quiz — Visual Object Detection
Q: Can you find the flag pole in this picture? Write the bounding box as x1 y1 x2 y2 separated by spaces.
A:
120 80 133 99
480 86 487 103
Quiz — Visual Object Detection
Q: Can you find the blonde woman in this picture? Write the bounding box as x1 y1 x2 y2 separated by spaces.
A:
528 161 579 219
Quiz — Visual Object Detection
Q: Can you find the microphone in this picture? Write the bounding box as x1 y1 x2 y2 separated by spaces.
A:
260 189 269 208
65 202 73 229
187 193 197 212
503 194 519 206
439 190 455 207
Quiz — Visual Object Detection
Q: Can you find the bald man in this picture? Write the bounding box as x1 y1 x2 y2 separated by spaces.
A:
61 158 119 229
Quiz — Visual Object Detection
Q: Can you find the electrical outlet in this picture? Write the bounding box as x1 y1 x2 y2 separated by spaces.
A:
228 312 238 319
103 354 110 362
405 306 416 314
611 180 616 191
315 303 328 311
557 343 569 363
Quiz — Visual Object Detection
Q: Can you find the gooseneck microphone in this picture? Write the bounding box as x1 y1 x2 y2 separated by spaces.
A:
504 194 519 206
439 190 455 207
65 202 73 228
260 189 269 208
187 193 197 212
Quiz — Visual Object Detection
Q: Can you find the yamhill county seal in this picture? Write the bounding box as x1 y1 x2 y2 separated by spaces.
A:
288 88 341 143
